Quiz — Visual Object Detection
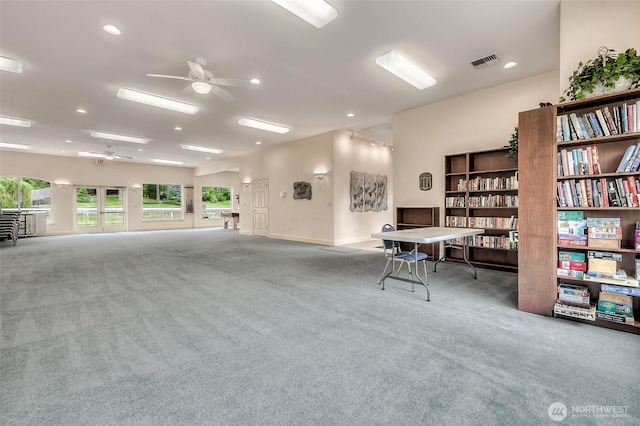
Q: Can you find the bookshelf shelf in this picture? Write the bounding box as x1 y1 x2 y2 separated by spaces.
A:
518 88 640 334
444 147 518 272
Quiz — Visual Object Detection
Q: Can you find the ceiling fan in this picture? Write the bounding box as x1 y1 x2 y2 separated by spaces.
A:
147 57 247 102
79 145 132 160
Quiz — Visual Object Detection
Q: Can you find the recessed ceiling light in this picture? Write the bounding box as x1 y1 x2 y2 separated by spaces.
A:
503 61 518 69
76 109 87 114
151 159 185 165
0 56 23 73
376 50 436 90
256 141 262 145
0 116 31 127
174 126 182 131
117 88 199 115
138 148 144 152
271 0 338 28
65 140 72 143
180 144 223 154
103 24 121 35
0 142 31 150
238 117 289 134
91 131 149 144
347 113 354 118
250 78 261 85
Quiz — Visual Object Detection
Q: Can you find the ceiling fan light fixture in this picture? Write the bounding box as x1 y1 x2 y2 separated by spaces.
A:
0 116 31 127
0 56 23 73
238 117 289 134
180 144 223 154
91 131 149 144
117 88 199 115
376 50 436 90
272 0 338 28
191 81 212 94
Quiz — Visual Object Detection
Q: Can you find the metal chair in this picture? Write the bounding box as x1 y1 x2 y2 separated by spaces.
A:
379 224 429 292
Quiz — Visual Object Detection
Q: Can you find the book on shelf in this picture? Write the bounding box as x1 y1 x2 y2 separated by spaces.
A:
616 144 637 173
554 301 596 321
597 299 633 317
599 290 632 305
595 310 635 326
600 283 640 297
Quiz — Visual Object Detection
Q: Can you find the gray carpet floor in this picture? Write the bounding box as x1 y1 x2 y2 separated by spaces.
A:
1 228 639 425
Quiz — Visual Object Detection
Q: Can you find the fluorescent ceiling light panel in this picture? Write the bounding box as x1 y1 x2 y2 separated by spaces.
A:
78 151 104 158
238 117 289 134
0 142 31 150
0 116 31 127
151 159 184 165
180 144 223 154
91 131 149 144
0 56 23 73
376 50 436 90
117 88 199 115
272 0 337 28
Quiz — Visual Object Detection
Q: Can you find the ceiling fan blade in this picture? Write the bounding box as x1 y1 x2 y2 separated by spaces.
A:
209 84 235 102
179 84 194 96
187 61 205 80
147 73 189 80
209 78 248 87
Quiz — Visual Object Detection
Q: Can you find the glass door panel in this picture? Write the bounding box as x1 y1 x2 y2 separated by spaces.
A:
75 186 126 233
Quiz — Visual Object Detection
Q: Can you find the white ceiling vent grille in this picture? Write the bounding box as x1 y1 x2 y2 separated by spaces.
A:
471 54 500 70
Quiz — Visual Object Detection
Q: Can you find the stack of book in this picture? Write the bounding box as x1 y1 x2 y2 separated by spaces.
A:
586 217 621 249
597 285 636 326
554 283 595 321
557 250 586 279
584 250 629 284
557 211 587 247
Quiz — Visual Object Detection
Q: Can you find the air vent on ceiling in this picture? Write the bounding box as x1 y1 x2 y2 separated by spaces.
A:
471 54 500 70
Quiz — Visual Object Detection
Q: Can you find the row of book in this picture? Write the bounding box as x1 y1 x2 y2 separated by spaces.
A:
444 215 518 230
445 230 518 250
556 176 640 208
445 196 466 208
556 101 640 142
468 175 518 191
557 146 601 177
554 283 638 326
468 195 518 208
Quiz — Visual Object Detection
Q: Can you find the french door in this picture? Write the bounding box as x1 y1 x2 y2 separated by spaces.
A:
75 186 127 233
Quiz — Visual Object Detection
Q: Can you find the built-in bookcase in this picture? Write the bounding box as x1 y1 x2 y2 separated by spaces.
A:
518 88 640 335
396 207 439 259
444 148 518 272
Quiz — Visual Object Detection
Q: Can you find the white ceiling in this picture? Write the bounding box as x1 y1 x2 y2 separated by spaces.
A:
0 0 560 168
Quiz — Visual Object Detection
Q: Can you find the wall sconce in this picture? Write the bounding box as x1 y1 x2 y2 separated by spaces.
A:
314 173 326 180
55 182 71 189
243 182 251 188
131 184 142 191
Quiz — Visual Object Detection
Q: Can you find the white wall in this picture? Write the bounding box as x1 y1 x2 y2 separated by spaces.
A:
559 1 640 97
0 151 196 235
237 132 335 244
333 130 394 245
392 71 559 225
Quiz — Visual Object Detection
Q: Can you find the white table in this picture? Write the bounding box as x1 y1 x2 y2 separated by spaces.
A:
371 226 484 301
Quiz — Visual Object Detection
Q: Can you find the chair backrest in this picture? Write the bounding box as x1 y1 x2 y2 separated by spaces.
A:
381 224 397 250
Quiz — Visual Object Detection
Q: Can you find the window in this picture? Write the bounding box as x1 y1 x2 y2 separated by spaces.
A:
142 184 183 220
0 176 52 222
201 186 232 219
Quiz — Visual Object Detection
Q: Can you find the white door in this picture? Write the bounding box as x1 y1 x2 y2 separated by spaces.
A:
75 186 127 233
252 179 268 236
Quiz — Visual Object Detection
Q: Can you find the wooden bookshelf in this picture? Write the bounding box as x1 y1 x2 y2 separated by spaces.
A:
444 148 519 272
518 88 640 334
396 207 439 259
